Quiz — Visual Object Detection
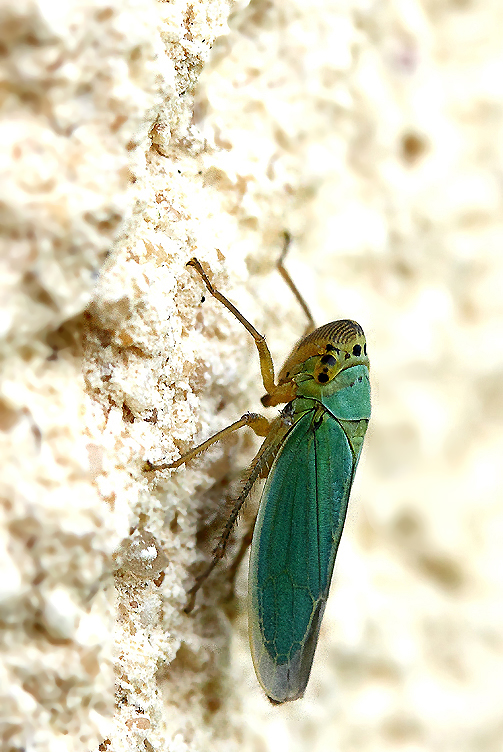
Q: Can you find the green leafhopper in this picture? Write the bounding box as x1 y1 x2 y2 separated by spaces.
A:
145 236 371 703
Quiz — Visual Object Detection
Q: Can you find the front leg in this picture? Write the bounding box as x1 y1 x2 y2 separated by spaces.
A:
144 412 271 472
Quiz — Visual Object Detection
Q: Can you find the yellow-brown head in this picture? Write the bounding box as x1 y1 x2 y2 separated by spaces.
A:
278 319 369 386
260 319 369 407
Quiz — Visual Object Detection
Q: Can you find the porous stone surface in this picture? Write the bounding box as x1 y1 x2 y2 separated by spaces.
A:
2 0 503 751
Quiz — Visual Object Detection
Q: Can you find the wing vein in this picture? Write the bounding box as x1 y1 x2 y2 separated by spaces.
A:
313 422 322 593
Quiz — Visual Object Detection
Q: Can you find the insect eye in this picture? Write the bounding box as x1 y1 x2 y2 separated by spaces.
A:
352 344 361 356
320 354 336 366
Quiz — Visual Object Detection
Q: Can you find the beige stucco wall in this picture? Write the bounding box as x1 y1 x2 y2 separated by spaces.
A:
1 0 503 750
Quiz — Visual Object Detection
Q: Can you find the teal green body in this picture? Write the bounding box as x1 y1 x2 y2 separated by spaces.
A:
145 256 370 703
249 364 371 703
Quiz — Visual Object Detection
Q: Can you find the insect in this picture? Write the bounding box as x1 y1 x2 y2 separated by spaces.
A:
145 235 371 703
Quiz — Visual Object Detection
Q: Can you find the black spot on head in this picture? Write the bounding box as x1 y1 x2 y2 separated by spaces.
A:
326 343 336 351
320 354 336 366
317 373 329 383
352 344 361 356
364 343 367 355
345 352 350 360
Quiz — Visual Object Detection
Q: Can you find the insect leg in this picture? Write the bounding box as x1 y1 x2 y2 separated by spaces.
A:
185 513 256 614
223 516 256 599
144 412 271 471
183 417 286 612
184 468 259 614
276 232 316 336
187 258 277 397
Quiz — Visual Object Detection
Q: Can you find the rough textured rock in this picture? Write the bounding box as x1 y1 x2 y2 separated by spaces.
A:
2 0 503 751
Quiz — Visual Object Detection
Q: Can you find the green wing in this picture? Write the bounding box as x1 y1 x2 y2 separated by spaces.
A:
248 407 366 704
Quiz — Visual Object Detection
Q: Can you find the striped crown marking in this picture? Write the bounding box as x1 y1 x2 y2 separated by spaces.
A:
302 319 364 347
